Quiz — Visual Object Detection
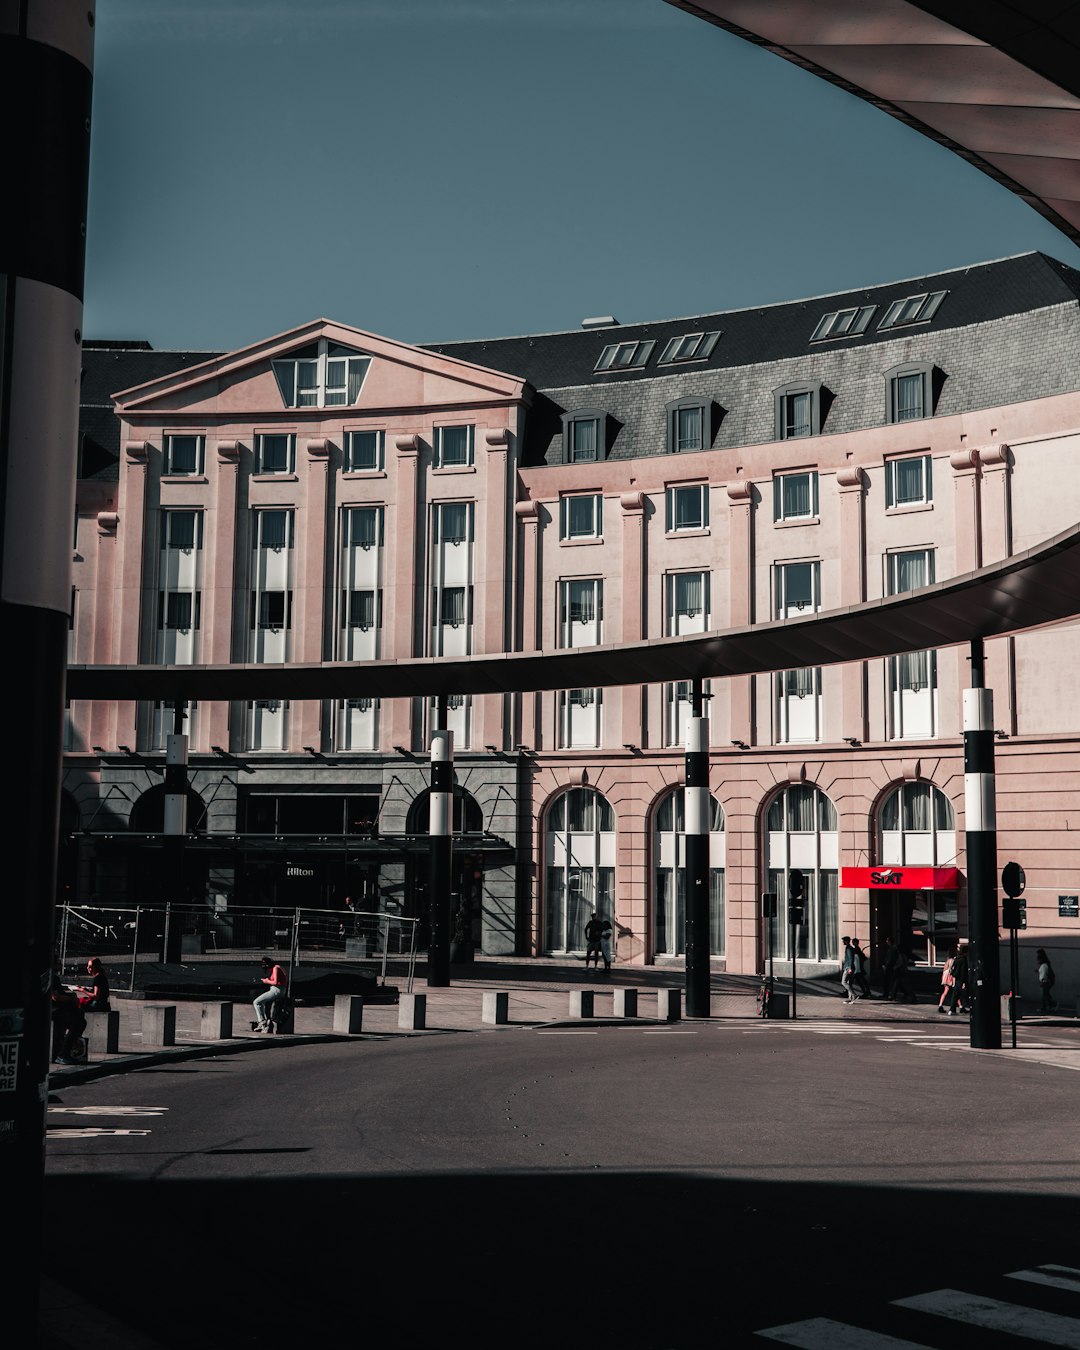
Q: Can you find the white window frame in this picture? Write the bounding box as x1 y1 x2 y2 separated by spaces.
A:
254 433 295 475
163 434 204 476
272 339 370 408
809 305 876 342
885 454 933 508
774 470 819 523
560 494 603 541
653 788 725 957
594 339 655 373
658 331 721 364
666 483 709 533
344 429 384 472
434 425 475 469
878 290 947 331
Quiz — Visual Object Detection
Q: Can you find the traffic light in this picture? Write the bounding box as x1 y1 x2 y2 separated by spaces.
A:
788 869 805 902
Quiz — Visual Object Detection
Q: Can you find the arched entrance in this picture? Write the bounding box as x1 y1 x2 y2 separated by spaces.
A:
405 787 484 947
874 782 958 968
763 784 839 964
543 787 615 955
652 788 725 958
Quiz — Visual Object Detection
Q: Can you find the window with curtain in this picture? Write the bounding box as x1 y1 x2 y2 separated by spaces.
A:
673 571 704 618
564 579 599 626
345 506 382 550
561 494 601 540
774 471 818 521
676 405 704 452
345 430 382 472
439 586 467 627
886 362 936 424
571 420 597 461
164 435 203 476
343 590 378 629
436 502 470 544
436 425 474 467
255 434 294 475
783 391 812 439
272 341 370 408
164 510 200 551
666 484 708 532
653 787 725 957
886 454 932 506
257 510 291 550
764 784 839 962
545 789 615 952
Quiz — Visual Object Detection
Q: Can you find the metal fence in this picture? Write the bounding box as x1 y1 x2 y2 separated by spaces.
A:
57 903 419 993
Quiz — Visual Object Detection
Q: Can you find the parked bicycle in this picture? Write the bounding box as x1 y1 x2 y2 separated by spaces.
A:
757 973 774 1018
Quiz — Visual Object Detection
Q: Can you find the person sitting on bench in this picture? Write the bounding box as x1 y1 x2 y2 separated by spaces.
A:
75 956 111 1011
51 958 87 1064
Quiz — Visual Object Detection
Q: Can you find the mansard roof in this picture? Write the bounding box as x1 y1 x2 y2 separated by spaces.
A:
426 252 1080 392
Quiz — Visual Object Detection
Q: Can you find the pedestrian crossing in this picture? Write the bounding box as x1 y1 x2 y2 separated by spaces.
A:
756 1264 1080 1347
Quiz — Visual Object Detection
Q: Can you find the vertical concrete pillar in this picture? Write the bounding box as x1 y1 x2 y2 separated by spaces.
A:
726 479 754 743
142 1005 177 1048
965 639 1001 1050
296 437 330 749
482 991 509 1024
515 499 541 748
161 712 189 961
569 990 595 1018
684 685 711 1019
333 995 365 1034
207 438 240 750
0 6 95 1282
398 993 427 1029
836 465 867 742
613 988 638 1018
388 434 421 750
200 1003 233 1040
427 721 453 988
478 427 511 749
619 491 646 748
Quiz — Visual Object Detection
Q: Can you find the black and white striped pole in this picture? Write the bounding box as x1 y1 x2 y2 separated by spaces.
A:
684 678 711 1018
161 701 189 963
965 637 1002 1050
0 0 95 1321
427 696 453 987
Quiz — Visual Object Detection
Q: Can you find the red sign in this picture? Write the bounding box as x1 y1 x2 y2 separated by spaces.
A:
841 866 961 890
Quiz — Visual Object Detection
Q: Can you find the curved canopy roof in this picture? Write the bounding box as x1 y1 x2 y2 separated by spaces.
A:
66 522 1080 703
668 0 1080 246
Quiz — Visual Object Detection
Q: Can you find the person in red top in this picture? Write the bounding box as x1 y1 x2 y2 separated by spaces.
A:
251 957 287 1032
75 956 111 1011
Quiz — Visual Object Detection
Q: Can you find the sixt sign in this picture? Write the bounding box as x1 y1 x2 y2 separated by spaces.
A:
870 871 903 885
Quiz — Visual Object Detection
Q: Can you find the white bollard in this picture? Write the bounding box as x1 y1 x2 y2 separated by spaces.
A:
613 988 638 1018
569 990 595 1019
482 991 509 1025
200 1003 233 1040
142 1005 176 1047
334 995 365 1034
657 989 681 1022
399 993 427 1029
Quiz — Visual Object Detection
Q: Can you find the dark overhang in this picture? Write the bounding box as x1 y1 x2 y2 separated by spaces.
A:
65 522 1080 703
667 0 1080 247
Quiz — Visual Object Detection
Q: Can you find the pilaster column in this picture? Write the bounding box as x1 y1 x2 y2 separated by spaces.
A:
388 434 422 750
477 427 511 749
207 439 239 751
620 491 646 748
726 479 754 744
296 437 330 749
90 511 118 751
114 438 149 748
515 498 540 749
978 444 1014 733
837 465 866 743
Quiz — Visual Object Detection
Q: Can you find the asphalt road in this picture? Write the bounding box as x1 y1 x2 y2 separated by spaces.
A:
43 1022 1080 1349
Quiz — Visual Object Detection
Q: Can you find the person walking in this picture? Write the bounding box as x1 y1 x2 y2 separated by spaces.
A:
251 956 287 1032
937 945 958 1013
1036 949 1057 1011
948 942 969 1013
583 912 606 970
851 938 873 998
883 936 913 1001
599 917 613 973
840 936 860 1002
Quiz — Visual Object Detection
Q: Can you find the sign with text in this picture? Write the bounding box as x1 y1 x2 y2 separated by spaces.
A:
1059 895 1079 918
841 866 961 890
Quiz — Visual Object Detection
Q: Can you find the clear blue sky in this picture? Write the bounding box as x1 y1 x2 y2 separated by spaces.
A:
84 0 1080 353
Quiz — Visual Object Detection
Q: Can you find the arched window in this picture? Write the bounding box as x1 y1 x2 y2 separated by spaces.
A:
764 784 838 963
544 788 614 954
876 782 958 967
128 785 208 833
653 789 725 958
409 787 482 835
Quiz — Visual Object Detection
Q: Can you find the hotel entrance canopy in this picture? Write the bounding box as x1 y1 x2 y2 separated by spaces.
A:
66 522 1080 703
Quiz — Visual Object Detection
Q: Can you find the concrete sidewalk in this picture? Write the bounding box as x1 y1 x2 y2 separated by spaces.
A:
50 956 1070 1084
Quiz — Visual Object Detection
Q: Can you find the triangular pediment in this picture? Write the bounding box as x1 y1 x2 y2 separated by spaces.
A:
112 319 527 416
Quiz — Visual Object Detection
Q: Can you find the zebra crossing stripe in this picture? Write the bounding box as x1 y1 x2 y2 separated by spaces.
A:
892 1289 1080 1346
1008 1266 1080 1293
755 1316 930 1346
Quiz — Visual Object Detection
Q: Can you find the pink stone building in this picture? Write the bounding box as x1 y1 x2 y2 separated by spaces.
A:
65 253 1080 1000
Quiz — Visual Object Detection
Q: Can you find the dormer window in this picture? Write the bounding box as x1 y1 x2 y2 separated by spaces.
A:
878 290 947 331
665 397 711 453
562 409 607 464
658 331 721 364
595 340 654 373
272 340 371 408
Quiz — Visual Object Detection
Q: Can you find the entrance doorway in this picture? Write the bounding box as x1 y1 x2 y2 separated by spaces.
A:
870 889 959 969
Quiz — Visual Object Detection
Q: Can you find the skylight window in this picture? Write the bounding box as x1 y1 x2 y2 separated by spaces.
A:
878 290 947 331
272 340 371 408
658 331 721 364
809 306 876 342
594 340 655 373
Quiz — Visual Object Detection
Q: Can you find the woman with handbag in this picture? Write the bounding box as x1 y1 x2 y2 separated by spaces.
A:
937 945 957 1012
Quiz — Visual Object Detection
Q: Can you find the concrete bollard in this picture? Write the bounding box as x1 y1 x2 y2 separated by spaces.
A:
482 991 509 1025
88 1010 120 1055
334 994 365 1034
142 1004 176 1048
569 990 595 1019
399 993 427 1029
657 989 681 1022
613 988 638 1018
200 1002 233 1040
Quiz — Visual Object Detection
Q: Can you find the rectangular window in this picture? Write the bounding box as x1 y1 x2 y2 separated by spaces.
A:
164 435 203 476
560 494 602 540
887 548 934 596
344 505 383 549
344 430 383 472
437 586 471 627
164 509 201 551
782 391 812 440
435 425 474 468
666 484 708 532
893 372 926 422
569 419 598 463
676 405 703 452
252 590 290 630
887 548 937 737
342 590 380 629
774 471 818 522
658 331 721 364
775 560 820 618
255 433 294 474
159 591 197 630
435 501 472 544
886 454 932 507
257 510 292 550
671 571 706 620
562 579 601 627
